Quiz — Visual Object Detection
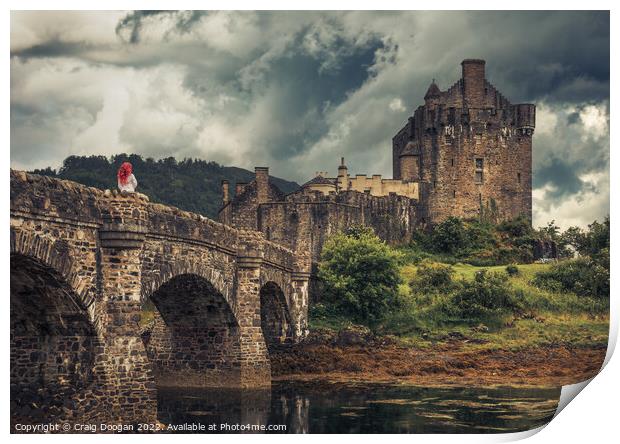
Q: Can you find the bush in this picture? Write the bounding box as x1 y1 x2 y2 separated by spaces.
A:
505 264 520 276
532 258 610 299
431 217 467 254
448 270 525 318
318 226 403 325
410 261 457 294
498 215 534 238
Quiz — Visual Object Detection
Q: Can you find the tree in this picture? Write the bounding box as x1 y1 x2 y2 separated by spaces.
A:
431 217 467 254
318 226 403 325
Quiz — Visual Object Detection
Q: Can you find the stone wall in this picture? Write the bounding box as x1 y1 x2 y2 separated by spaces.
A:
257 189 420 268
10 170 306 429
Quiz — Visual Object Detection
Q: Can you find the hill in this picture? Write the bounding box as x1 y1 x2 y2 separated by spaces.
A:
30 154 300 219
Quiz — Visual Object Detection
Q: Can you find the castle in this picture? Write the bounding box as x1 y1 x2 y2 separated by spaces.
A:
219 59 535 284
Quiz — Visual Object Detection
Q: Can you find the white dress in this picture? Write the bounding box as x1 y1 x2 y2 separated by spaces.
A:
118 174 138 193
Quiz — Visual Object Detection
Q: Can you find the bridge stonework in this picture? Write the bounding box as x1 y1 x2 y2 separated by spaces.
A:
10 170 309 427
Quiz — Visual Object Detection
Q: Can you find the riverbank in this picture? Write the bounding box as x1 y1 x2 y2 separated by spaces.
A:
270 330 607 388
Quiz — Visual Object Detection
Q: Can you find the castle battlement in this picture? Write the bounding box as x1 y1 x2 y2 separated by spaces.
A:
298 157 419 200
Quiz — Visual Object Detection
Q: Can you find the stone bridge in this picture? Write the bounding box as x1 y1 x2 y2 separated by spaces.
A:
10 170 310 426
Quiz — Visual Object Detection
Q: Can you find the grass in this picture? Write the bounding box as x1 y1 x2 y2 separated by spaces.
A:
312 261 609 352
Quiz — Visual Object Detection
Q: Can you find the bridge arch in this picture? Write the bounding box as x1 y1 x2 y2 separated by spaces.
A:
140 257 235 309
141 273 242 388
259 281 293 353
10 230 99 329
10 253 109 427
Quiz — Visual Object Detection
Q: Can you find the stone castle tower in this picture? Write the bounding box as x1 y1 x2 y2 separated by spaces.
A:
220 58 537 294
392 59 535 223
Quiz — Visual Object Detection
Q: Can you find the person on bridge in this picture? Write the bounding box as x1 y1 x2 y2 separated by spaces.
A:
117 162 138 193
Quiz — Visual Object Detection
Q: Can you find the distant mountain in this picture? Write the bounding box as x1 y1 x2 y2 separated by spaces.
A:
30 154 300 219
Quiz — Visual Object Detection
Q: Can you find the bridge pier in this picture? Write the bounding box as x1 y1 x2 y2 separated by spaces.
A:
236 257 272 388
98 193 157 423
290 272 311 341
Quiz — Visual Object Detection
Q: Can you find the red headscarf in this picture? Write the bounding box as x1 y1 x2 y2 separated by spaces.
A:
117 162 132 185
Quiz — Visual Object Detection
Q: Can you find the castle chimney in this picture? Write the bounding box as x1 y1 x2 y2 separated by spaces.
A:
337 157 349 191
255 166 269 204
461 59 486 109
236 182 247 196
221 179 230 205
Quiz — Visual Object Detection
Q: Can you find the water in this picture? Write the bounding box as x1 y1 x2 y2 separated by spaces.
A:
157 381 561 433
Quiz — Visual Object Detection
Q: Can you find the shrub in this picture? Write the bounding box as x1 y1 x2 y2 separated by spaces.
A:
448 270 524 318
498 215 534 238
318 226 403 325
532 258 610 299
505 264 520 276
410 261 457 294
431 217 467 254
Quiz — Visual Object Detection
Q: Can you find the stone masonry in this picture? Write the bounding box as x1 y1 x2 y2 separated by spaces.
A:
10 169 309 428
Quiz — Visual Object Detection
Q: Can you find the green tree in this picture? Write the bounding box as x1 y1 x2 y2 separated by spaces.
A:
431 217 467 254
318 226 403 325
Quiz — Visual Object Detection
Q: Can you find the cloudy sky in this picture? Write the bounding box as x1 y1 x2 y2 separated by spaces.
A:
10 11 609 229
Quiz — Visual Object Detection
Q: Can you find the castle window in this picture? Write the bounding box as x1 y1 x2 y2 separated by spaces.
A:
451 158 454 167
517 172 521 184
475 158 484 183
453 190 456 198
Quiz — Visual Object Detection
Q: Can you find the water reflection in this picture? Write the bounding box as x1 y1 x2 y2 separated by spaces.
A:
158 382 561 434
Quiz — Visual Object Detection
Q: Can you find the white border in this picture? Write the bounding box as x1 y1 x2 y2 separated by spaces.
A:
3 2 617 442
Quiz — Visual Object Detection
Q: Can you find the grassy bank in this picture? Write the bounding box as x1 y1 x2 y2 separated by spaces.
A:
310 261 609 352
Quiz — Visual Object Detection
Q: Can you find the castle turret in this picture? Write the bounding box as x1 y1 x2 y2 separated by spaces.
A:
515 103 536 135
424 80 442 108
337 157 349 191
461 59 486 108
399 142 420 181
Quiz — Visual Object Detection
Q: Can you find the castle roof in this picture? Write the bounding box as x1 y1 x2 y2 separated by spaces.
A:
301 175 337 188
424 80 442 100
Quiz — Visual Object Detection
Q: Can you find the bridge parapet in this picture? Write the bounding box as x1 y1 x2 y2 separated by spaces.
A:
147 202 240 253
10 170 103 224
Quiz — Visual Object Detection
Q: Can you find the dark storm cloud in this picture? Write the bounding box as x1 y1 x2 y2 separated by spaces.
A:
10 11 610 228
534 158 584 200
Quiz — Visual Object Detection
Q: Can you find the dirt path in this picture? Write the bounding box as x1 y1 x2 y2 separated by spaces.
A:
271 339 607 388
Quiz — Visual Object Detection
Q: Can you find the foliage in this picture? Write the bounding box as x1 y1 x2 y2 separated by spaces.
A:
321 258 608 351
403 215 537 266
317 226 403 326
448 270 525 318
505 264 520 276
532 217 609 299
409 261 457 294
30 154 299 218
532 258 610 299
430 217 468 254
559 217 610 262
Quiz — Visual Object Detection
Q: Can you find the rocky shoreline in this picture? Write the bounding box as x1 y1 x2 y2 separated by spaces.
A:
270 328 607 388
